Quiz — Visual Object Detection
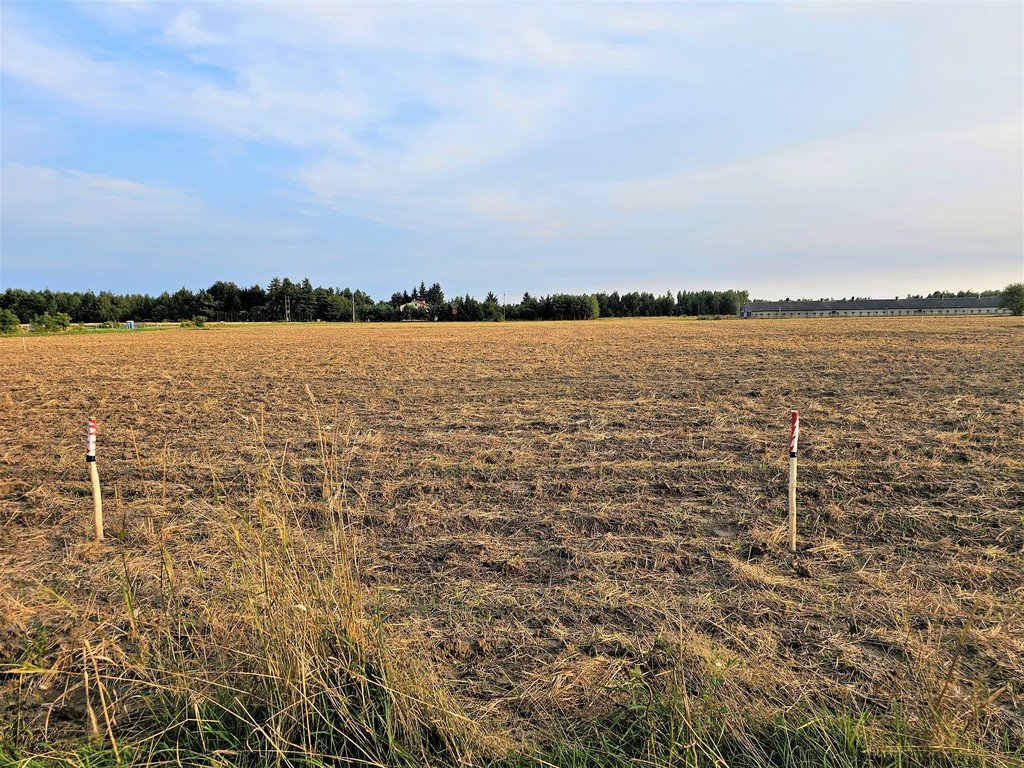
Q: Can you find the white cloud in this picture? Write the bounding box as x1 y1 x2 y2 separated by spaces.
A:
1 28 139 111
0 162 325 290
0 162 305 240
164 8 228 47
2 163 196 227
0 2 712 223
0 24 375 149
157 3 668 69
605 118 1023 258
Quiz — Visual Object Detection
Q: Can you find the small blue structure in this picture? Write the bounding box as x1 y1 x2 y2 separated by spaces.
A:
125 320 136 330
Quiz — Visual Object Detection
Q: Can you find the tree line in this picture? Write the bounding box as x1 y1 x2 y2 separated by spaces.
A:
0 279 750 324
907 290 1002 299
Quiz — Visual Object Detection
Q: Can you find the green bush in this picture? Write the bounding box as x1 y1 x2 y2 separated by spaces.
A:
179 316 207 329
0 308 20 335
28 312 71 333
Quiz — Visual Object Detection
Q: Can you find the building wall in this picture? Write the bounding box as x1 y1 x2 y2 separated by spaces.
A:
746 307 1009 318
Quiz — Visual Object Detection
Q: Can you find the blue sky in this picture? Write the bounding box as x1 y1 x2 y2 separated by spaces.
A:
1 1 1021 299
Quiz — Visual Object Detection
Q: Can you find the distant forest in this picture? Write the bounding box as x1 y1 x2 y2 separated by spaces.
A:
0 279 750 324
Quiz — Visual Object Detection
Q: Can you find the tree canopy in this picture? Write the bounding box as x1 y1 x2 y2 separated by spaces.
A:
998 283 1024 316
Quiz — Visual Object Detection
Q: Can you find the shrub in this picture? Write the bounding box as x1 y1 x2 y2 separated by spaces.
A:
192 315 207 328
28 312 72 333
0 308 20 335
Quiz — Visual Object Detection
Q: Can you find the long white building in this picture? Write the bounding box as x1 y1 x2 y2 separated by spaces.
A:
739 297 1008 319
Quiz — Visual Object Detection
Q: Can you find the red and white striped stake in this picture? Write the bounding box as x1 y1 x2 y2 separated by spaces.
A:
86 417 104 541
788 411 799 553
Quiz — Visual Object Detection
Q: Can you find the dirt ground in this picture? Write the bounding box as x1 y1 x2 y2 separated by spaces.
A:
1 317 1022 746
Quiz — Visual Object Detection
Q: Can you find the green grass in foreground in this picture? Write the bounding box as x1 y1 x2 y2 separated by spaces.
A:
498 693 1017 768
3 685 1017 768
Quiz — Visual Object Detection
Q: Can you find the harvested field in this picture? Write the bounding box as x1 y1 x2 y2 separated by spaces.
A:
1 317 1022 764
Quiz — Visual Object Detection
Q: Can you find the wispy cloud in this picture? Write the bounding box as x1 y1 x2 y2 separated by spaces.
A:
607 118 1022 253
3 163 196 227
0 163 312 289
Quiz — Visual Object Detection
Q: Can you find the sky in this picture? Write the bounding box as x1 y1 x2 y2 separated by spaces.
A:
1 1 1021 300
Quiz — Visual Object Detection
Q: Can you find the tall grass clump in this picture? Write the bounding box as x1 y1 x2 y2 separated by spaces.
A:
499 679 1017 768
3 401 478 767
136 489 471 764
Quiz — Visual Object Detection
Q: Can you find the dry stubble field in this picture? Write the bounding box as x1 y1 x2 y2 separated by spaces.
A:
1 316 1022 760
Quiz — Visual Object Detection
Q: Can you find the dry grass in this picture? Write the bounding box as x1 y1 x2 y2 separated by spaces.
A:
0 316 1021 763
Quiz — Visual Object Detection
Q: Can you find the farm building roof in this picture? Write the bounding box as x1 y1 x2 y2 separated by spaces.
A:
741 297 1001 313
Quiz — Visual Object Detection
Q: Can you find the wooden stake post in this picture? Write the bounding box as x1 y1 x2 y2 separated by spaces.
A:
788 410 799 553
87 417 104 541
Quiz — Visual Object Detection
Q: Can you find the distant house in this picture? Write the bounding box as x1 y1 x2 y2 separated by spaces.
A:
399 299 432 320
399 299 430 312
739 297 1008 319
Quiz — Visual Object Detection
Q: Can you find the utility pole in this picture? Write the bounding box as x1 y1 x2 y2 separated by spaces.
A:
284 295 291 322
352 291 356 323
